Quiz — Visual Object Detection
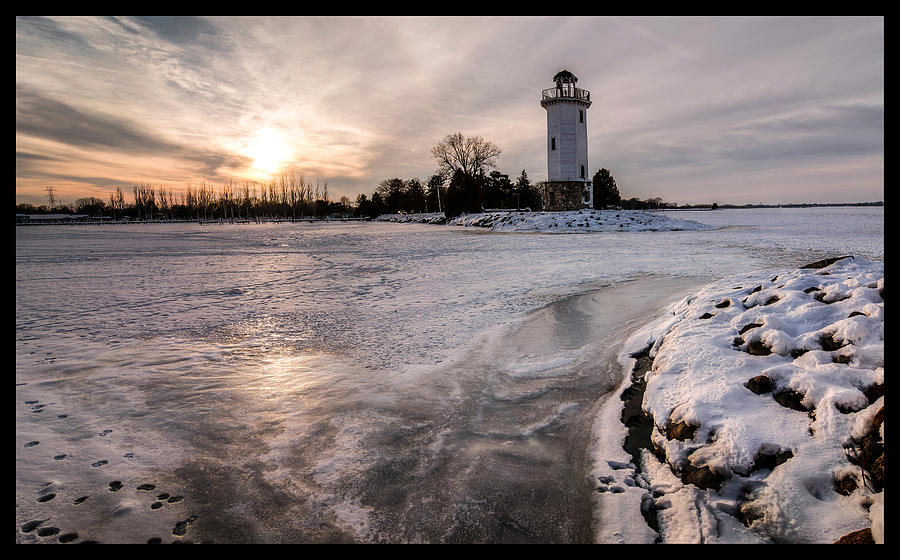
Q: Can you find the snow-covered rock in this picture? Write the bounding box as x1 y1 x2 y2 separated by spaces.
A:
597 255 884 543
376 210 713 232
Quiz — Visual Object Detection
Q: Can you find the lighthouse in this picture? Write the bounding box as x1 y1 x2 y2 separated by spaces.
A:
541 70 592 210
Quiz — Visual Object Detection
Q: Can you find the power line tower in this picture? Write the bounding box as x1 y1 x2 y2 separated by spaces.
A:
45 185 57 209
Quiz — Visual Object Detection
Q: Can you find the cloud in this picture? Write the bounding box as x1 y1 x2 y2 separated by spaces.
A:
17 85 182 154
16 85 251 182
15 16 884 205
714 103 884 163
129 16 220 45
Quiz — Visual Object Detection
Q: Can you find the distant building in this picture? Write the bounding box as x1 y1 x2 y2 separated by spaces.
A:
541 70 592 211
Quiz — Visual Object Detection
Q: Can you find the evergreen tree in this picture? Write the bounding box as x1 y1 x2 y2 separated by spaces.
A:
376 178 407 213
443 169 484 218
514 169 541 211
483 170 510 209
405 178 426 213
592 168 620 210
369 192 387 217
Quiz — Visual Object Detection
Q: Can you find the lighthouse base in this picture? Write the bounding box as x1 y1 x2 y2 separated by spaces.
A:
542 181 592 211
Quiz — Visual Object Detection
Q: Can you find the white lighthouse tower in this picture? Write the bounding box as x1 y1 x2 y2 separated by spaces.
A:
541 70 592 210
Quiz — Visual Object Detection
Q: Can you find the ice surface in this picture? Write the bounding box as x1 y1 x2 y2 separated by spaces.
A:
16 207 883 543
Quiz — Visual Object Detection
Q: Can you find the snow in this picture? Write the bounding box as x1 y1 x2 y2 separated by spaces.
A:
17 207 884 544
594 256 884 543
377 209 714 232
375 212 450 225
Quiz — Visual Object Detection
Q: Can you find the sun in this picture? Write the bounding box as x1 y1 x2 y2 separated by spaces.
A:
242 128 293 175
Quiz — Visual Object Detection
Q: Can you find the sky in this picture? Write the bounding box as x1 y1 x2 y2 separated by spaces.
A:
16 16 884 207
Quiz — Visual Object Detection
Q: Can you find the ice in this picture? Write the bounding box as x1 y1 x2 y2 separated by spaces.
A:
16 207 883 543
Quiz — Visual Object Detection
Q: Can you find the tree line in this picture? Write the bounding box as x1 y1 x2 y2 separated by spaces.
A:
17 132 690 220
16 175 355 221
354 168 544 219
356 132 543 219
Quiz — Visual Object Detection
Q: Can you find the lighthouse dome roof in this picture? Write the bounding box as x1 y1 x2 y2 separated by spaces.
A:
553 70 578 83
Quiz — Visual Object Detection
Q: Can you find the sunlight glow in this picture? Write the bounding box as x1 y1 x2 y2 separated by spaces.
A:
242 128 294 175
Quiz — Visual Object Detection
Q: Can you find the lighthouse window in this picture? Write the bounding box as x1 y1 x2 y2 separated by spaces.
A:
551 137 556 150
579 110 584 123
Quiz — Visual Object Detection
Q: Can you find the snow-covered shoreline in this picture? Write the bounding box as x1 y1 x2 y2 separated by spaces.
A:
16 208 883 543
374 205 886 543
376 210 714 232
592 255 884 544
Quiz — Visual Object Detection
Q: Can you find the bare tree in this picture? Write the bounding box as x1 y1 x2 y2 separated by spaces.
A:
198 180 212 220
431 132 502 179
109 186 125 220
288 173 299 218
133 185 143 220
241 182 252 219
158 186 170 219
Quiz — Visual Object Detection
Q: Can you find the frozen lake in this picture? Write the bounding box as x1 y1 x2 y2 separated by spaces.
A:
15 207 883 543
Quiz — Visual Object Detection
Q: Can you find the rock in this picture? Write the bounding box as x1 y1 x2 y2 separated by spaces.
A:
820 333 846 351
680 463 724 490
745 375 775 395
752 448 793 472
746 340 772 356
801 256 853 269
872 406 885 431
738 501 765 527
870 453 885 490
834 527 874 544
665 420 698 441
864 384 885 404
833 354 853 364
833 473 858 496
774 389 809 412
847 406 884 491
739 323 764 335
836 400 866 414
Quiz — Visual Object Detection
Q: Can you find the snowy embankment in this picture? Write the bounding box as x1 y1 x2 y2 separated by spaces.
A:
592 255 884 544
376 210 713 232
375 212 449 225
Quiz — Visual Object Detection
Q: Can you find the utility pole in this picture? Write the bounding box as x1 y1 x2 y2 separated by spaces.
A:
45 186 56 209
